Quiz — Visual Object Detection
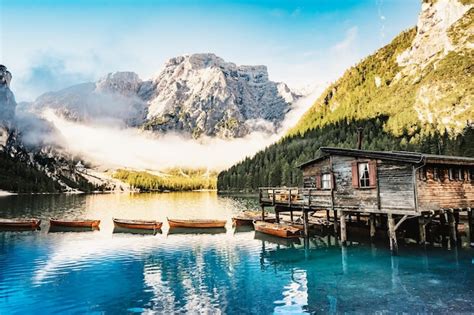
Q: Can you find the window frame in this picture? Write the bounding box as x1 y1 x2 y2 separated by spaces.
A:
321 173 332 190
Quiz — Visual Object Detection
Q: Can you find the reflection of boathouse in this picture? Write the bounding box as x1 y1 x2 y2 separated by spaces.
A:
259 147 474 253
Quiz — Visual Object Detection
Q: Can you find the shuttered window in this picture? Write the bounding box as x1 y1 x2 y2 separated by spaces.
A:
352 160 377 188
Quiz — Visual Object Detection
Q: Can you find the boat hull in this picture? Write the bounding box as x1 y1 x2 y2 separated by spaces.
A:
253 221 301 239
113 219 163 230
50 219 100 228
232 217 276 226
168 219 226 229
0 219 41 230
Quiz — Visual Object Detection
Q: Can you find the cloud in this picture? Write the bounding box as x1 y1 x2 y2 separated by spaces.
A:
332 26 358 52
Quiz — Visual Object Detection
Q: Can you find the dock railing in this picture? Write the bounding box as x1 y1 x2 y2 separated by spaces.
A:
259 187 332 208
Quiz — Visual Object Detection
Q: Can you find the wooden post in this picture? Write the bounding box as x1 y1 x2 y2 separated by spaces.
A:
276 209 280 223
290 210 294 222
388 214 398 255
468 208 474 247
369 213 376 240
447 210 457 245
326 210 330 221
340 212 347 245
261 205 265 221
333 210 339 234
303 210 309 238
418 216 426 245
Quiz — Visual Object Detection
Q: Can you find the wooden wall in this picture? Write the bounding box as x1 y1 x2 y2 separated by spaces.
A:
302 155 417 214
417 165 474 211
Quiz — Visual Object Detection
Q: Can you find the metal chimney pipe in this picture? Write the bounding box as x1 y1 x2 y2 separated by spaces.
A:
356 127 363 150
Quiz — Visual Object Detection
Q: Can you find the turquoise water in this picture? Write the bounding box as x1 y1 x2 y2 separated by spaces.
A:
0 192 473 314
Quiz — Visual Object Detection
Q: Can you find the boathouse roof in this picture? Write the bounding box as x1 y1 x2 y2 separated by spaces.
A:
297 147 474 169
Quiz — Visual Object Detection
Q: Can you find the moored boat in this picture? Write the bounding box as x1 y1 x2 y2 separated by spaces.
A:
50 218 100 228
253 221 301 239
113 218 163 230
167 218 227 229
0 218 41 229
232 211 276 226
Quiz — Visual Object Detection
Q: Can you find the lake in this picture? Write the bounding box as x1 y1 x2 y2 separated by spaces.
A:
0 192 473 314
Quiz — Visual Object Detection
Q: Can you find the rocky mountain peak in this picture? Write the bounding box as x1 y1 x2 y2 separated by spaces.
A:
144 53 298 138
397 0 472 72
95 71 142 96
0 65 17 128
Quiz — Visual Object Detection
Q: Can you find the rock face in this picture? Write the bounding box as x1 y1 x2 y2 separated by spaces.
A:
141 53 297 138
397 0 473 73
27 53 298 138
0 65 16 127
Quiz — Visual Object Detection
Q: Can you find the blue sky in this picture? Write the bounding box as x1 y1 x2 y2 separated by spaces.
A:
1 0 421 101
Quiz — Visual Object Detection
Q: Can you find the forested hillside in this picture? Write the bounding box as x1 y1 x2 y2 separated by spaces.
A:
217 117 473 191
114 168 217 191
218 2 474 192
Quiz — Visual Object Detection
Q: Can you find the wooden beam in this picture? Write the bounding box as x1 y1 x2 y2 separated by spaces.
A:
340 212 347 245
447 210 457 245
303 210 309 238
394 215 408 231
388 214 398 255
418 216 426 245
370 213 376 239
468 208 473 247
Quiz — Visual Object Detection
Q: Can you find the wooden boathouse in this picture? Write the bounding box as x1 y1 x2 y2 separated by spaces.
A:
259 147 474 253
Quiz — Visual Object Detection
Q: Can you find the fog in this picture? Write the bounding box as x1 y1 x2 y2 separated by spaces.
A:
40 90 322 171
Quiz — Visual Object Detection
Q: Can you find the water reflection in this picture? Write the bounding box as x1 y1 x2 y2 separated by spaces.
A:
0 192 473 313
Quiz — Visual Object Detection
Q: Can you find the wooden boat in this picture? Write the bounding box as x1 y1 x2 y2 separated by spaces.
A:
167 227 226 235
50 218 100 228
167 218 227 229
232 211 276 226
253 221 301 239
0 218 41 229
113 218 163 230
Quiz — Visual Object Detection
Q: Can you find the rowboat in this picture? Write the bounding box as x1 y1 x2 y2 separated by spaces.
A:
0 218 41 229
253 221 301 239
113 218 163 230
50 218 100 228
167 218 227 229
232 211 276 226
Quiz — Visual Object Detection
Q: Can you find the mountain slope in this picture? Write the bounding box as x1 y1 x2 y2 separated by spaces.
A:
218 0 474 192
27 53 298 139
289 0 473 138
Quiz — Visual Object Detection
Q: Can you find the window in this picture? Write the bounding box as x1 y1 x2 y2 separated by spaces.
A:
458 168 465 181
433 167 439 181
470 168 474 181
419 167 427 181
322 173 332 189
352 160 376 188
448 168 454 180
358 162 370 187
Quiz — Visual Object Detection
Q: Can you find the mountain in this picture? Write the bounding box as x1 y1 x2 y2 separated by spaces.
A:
27 53 298 138
0 65 115 193
218 0 474 191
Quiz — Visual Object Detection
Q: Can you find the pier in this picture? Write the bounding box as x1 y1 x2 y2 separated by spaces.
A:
259 147 474 254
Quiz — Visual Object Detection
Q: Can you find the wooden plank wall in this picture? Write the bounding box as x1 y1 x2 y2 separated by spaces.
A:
378 162 415 211
417 165 474 211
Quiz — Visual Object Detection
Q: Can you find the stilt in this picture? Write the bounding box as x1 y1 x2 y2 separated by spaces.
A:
418 216 426 245
447 210 457 245
326 210 330 221
333 210 338 234
341 245 348 274
439 211 447 246
340 212 347 245
303 210 309 238
261 205 265 221
468 208 474 247
369 213 376 240
290 210 294 222
388 214 398 255
275 209 280 223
